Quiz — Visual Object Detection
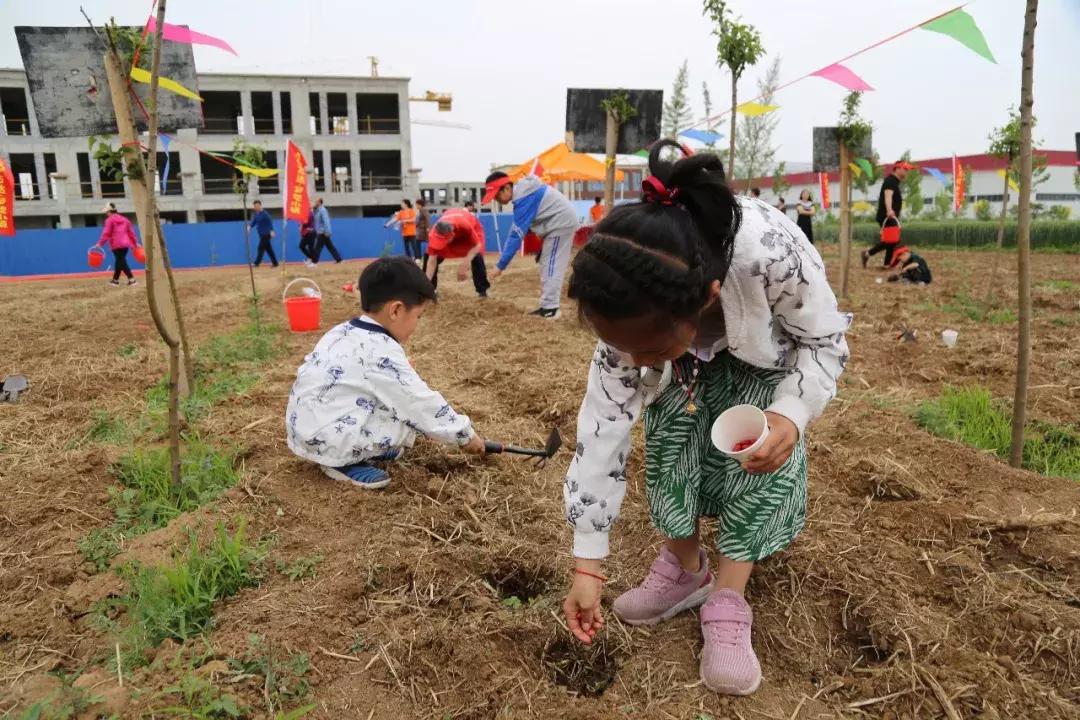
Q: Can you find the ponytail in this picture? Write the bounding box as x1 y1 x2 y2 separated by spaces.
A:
568 139 741 322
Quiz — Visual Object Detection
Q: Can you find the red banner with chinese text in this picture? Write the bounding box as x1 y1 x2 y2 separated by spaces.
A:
818 172 830 211
284 140 310 222
0 155 14 237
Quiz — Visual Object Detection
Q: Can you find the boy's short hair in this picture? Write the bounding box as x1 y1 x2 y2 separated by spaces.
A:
358 257 437 312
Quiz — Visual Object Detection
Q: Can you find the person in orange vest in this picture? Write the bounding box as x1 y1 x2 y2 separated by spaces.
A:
385 199 420 261
425 207 490 299
589 197 605 224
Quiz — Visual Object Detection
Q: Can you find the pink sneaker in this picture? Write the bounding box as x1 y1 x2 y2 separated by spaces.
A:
612 547 713 625
700 589 761 695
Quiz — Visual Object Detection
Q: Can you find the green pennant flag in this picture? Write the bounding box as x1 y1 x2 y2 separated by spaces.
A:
855 157 874 178
921 9 996 63
633 149 649 157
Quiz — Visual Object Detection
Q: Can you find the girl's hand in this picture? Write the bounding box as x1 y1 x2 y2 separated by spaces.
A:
742 412 798 474
456 263 469 282
563 562 604 644
490 268 502 280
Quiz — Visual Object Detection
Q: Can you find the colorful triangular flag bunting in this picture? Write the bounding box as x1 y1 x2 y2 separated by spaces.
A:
921 9 996 64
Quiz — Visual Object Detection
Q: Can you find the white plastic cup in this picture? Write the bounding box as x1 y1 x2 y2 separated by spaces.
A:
711 404 770 462
875 277 884 285
942 329 958 348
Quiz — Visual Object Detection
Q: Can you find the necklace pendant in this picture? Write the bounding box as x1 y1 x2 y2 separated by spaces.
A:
685 401 697 414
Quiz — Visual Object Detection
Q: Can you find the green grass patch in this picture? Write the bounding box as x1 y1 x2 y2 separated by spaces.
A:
11 674 99 720
114 520 265 666
83 410 131 445
77 438 239 572
118 342 139 358
276 554 324 582
915 386 1080 480
228 635 311 712
939 293 1016 325
145 370 260 429
1036 279 1079 293
197 321 280 368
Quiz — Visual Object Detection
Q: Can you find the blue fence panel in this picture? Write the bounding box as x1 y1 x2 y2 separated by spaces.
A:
0 213 518 277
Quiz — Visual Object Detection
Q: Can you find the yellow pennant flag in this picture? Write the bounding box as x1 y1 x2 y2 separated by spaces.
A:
235 165 280 178
996 168 1019 192
130 67 203 102
852 200 874 213
848 162 862 178
736 101 779 117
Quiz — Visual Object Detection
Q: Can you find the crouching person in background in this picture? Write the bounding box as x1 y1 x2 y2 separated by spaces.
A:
887 246 932 285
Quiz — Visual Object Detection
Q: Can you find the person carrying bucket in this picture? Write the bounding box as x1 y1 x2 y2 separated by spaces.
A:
96 202 140 287
862 161 914 269
285 257 487 489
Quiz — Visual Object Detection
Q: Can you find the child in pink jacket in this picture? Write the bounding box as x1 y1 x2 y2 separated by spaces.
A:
96 203 140 286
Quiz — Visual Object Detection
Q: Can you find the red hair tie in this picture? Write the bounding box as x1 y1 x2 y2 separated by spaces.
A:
642 175 679 206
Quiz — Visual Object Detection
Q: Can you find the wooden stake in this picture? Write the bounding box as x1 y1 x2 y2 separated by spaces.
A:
603 111 617 211
838 142 852 299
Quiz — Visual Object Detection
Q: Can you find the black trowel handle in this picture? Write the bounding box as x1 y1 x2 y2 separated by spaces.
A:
484 440 549 457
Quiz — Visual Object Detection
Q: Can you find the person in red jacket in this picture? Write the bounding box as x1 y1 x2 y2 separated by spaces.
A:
96 203 141 286
425 208 490 299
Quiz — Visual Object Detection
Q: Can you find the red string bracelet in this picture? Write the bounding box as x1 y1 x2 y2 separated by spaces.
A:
574 569 608 583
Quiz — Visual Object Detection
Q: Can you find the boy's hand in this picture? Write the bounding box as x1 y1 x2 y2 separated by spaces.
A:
490 268 502 280
462 434 486 454
742 412 798 474
456 263 469 281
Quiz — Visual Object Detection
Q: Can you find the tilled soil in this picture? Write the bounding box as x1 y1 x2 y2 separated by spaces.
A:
1 246 1078 719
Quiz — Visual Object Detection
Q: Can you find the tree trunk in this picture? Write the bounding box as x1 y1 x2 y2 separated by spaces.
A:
1009 0 1038 468
728 79 738 183
603 110 617 211
242 192 261 333
839 143 852 299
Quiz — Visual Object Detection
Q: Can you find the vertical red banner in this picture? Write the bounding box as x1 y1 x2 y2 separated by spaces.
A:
819 172 831 210
953 155 965 211
0 155 14 237
284 140 310 222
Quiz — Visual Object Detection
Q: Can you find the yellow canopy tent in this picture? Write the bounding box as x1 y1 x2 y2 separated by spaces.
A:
507 142 624 183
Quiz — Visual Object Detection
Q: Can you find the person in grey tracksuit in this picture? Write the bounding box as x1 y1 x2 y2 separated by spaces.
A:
484 171 579 319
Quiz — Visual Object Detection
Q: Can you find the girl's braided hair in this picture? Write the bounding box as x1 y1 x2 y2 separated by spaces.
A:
568 138 741 321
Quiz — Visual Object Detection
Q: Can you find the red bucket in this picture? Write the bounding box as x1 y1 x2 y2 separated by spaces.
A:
88 246 105 268
132 245 146 264
282 278 321 332
573 225 594 247
523 231 542 255
880 220 901 245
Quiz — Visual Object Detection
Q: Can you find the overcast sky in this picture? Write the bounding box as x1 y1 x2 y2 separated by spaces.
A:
2 0 1078 182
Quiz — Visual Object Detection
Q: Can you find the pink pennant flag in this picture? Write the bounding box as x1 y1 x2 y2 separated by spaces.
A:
146 17 237 56
810 63 874 92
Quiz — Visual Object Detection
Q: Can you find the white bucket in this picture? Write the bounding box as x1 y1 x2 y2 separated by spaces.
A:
942 329 958 348
711 404 770 462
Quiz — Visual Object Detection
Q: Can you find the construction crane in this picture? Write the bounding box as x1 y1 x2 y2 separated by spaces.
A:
409 90 453 112
412 118 471 130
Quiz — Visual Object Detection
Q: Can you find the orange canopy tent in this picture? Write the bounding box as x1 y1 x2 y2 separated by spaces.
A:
507 142 624 184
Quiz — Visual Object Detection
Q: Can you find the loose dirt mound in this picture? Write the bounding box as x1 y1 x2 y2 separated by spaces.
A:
1 248 1078 718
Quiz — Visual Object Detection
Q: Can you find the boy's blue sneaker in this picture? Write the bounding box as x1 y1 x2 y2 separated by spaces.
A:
322 462 391 490
369 448 403 463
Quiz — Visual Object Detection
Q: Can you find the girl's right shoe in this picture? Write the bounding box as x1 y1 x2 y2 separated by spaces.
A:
612 547 713 625
322 462 390 489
